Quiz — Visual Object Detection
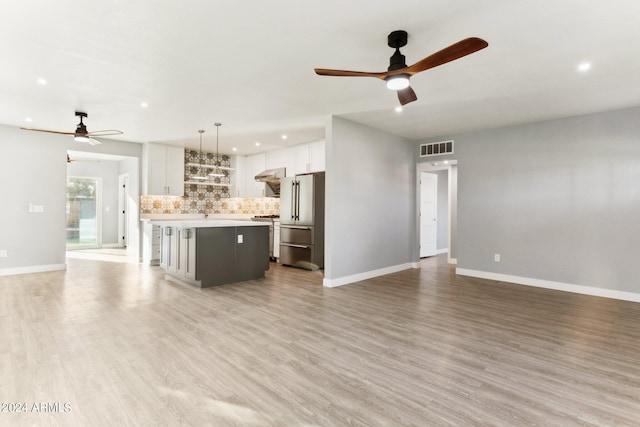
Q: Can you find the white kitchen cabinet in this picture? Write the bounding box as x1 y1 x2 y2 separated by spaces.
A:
142 222 161 265
160 226 196 280
286 144 309 176
229 155 246 198
266 148 287 170
176 228 197 281
146 143 184 195
286 140 325 176
160 226 178 273
309 140 325 173
246 153 266 197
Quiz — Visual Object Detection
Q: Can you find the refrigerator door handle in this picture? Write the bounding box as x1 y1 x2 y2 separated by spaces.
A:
290 180 296 221
281 225 311 230
280 243 311 249
295 180 301 220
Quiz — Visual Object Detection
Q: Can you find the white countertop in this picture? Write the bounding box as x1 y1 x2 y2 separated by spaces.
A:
150 219 268 228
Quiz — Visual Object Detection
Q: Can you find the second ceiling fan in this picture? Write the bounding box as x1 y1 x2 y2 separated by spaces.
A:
21 111 123 145
314 31 488 106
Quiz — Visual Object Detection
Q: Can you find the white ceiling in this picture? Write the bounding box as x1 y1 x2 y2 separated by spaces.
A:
2 1 640 155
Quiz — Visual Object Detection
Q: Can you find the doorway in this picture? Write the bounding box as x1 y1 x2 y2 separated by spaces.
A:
66 176 102 249
416 162 458 264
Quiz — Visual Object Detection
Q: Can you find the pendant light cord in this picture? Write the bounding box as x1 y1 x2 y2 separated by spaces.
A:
215 123 221 168
198 129 205 177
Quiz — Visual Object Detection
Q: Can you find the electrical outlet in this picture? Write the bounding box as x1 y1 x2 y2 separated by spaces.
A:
494 254 501 262
0 250 8 258
237 234 243 244
34 204 44 213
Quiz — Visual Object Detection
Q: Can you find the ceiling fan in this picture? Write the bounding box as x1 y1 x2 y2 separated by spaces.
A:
21 111 123 145
314 31 488 106
66 154 100 163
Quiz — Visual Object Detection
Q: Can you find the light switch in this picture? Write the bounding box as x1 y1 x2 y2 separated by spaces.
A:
0 250 7 258
237 234 243 244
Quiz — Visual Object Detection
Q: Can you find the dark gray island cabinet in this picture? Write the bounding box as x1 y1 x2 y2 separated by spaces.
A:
153 220 270 288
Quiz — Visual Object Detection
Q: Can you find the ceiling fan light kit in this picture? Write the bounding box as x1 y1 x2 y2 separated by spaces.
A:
314 30 488 106
386 74 410 90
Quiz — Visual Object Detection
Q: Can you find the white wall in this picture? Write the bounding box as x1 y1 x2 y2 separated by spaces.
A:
0 124 142 275
417 105 640 300
324 117 417 287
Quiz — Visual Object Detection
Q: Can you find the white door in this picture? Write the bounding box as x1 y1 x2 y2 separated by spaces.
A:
118 173 129 248
420 172 438 257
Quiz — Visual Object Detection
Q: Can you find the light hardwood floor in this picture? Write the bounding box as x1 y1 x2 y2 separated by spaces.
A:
1 253 639 426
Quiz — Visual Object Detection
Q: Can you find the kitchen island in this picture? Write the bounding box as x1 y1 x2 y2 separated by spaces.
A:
151 220 270 288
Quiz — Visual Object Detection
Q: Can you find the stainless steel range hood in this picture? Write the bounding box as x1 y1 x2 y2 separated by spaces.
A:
255 167 286 197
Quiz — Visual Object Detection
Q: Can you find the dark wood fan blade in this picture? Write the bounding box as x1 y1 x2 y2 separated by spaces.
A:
314 68 387 79
398 86 418 106
20 127 75 136
87 130 123 137
406 37 488 75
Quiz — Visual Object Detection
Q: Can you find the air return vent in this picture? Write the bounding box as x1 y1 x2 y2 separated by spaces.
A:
420 140 454 157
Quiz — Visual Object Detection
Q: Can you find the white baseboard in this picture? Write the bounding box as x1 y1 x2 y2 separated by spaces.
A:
323 262 418 288
101 243 122 248
448 258 458 265
456 268 640 303
0 264 67 277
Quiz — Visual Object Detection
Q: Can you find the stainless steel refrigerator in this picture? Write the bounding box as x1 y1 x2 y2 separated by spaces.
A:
279 172 324 269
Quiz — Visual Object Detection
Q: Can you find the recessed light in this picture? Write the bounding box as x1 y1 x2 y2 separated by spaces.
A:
443 160 449 164
37 78 47 85
232 147 237 152
577 62 591 72
255 142 261 146
25 117 32 122
281 134 288 140
395 106 403 113
140 102 148 108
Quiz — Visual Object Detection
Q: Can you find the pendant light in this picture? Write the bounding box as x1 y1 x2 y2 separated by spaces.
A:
208 122 225 178
191 129 209 180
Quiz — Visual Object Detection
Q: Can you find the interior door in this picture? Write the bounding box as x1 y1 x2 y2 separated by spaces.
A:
420 172 438 257
118 173 129 248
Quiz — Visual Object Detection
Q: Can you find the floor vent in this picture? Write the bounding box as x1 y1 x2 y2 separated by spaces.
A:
420 140 454 157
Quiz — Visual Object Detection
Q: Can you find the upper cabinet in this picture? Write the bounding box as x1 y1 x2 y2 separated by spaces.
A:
286 139 325 176
228 140 325 198
145 143 185 196
309 140 325 173
246 153 266 197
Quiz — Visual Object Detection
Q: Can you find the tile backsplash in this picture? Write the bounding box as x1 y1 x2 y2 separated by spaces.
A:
140 195 279 215
141 148 280 215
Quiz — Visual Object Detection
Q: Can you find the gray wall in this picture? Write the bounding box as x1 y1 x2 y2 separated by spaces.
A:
325 116 416 283
418 105 640 293
0 125 67 270
0 124 142 273
67 160 121 245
